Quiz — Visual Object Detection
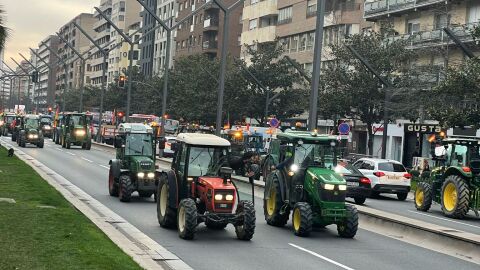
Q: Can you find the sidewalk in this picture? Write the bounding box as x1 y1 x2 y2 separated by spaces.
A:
0 146 143 270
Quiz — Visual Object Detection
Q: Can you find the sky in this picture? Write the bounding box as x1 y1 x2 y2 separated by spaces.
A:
1 0 98 68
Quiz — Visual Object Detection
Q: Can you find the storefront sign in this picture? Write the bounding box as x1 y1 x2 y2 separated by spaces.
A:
404 124 442 134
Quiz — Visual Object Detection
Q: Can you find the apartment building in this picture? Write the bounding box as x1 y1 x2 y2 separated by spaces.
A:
276 0 368 73
10 60 31 107
0 50 11 108
152 0 176 75
56 13 96 93
90 0 113 86
175 0 243 59
35 36 59 110
240 0 278 62
139 0 157 77
106 0 141 84
364 0 480 69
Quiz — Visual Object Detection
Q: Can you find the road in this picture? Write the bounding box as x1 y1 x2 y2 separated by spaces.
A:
2 136 478 270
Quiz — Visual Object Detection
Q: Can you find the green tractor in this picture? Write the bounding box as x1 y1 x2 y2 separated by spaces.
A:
108 123 159 202
61 113 92 150
415 138 480 219
16 115 44 148
11 115 23 142
263 131 358 237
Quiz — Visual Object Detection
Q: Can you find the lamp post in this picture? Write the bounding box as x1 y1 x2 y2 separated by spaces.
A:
19 53 40 113
29 48 55 112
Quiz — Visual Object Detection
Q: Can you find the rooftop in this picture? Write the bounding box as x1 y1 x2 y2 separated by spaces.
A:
176 133 231 147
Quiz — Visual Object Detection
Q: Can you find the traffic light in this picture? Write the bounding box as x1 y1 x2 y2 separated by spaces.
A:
118 75 126 88
48 107 53 113
117 111 124 118
31 71 39 83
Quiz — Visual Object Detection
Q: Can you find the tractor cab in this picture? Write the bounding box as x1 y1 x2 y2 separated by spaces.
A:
39 115 53 138
61 113 92 150
156 133 256 240
1 113 16 136
416 137 480 218
16 114 44 148
108 123 159 202
263 130 358 237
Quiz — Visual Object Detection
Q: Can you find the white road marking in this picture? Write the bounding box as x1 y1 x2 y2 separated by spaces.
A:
407 210 480 229
66 152 75 156
99 165 109 170
289 243 355 270
81 157 93 163
55 148 64 152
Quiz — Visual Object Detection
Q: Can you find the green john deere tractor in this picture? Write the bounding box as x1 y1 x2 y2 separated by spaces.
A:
263 131 358 237
16 115 44 148
108 123 160 202
415 138 480 219
61 113 92 150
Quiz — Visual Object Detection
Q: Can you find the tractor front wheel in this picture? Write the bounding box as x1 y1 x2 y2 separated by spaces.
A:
108 168 118 197
264 177 289 227
441 175 470 219
157 176 176 228
415 182 432 212
337 204 359 238
66 135 71 149
177 198 197 240
37 139 44 148
235 200 256 240
292 202 313 237
86 140 91 150
119 175 133 202
353 197 366 205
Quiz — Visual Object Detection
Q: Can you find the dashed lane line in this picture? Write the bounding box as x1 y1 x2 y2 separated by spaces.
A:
407 210 480 230
66 151 75 156
289 243 355 270
81 157 94 163
99 165 109 170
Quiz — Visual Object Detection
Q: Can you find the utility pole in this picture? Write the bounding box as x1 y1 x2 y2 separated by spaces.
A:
308 0 326 131
56 32 87 112
346 45 392 159
2 61 18 111
73 22 109 142
19 53 40 113
40 41 69 111
29 48 55 112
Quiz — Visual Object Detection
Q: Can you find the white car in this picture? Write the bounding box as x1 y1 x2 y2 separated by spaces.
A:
353 158 411 201
162 136 177 157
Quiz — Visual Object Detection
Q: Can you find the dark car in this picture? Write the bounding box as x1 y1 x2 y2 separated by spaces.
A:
335 160 372 205
40 115 53 138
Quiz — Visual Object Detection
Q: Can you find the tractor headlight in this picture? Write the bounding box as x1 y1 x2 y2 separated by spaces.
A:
225 194 234 201
214 194 223 201
147 172 155 179
75 129 86 136
137 172 145 178
290 164 299 172
44 125 51 130
338 184 347 191
323 184 335 190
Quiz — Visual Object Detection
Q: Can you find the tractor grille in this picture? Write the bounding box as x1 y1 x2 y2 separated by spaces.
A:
139 162 152 170
214 203 234 212
318 188 346 202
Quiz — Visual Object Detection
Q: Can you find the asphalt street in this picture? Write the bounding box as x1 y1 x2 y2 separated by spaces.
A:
2 136 478 270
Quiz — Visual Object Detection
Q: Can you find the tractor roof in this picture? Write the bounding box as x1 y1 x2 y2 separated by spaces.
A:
24 114 40 119
442 137 480 145
118 123 153 134
177 133 230 147
278 130 338 143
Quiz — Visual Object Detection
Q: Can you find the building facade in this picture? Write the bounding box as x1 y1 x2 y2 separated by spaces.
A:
35 35 59 110
152 0 176 75
139 0 158 77
175 0 243 59
89 0 113 86
0 50 12 110
56 13 96 93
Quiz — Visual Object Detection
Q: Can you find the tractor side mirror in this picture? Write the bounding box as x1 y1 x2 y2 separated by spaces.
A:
220 167 233 184
171 142 179 152
114 136 123 148
158 137 166 150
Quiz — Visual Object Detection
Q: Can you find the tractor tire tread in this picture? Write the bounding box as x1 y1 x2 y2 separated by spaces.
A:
293 202 313 237
157 177 177 228
264 177 289 227
119 175 134 202
441 175 470 219
178 198 197 240
415 182 432 211
338 204 359 238
235 200 256 240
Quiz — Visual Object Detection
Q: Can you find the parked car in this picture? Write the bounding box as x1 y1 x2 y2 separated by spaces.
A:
353 158 411 201
162 136 177 157
335 160 372 205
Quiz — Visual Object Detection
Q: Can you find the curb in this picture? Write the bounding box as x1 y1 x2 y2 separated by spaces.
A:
1 139 192 270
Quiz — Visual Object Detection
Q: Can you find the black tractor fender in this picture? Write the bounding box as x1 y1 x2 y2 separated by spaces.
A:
165 170 179 209
266 170 288 203
109 159 122 179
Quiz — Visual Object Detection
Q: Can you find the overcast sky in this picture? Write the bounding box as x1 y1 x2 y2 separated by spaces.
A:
2 0 98 67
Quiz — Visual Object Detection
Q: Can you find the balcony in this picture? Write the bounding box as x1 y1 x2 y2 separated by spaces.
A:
386 23 479 50
205 0 220 11
203 18 219 31
364 0 446 21
203 40 218 51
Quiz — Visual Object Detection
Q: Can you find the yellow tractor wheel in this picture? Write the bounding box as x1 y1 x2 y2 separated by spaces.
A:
441 175 470 219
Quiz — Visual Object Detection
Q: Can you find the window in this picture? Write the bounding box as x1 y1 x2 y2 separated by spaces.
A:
378 162 406 172
251 0 259 5
468 2 480 24
434 13 450 29
299 33 307 51
119 15 125 21
119 1 125 12
307 0 317 17
290 35 298 52
180 3 183 11
249 19 257 30
306 32 314 50
278 6 292 25
407 18 420 34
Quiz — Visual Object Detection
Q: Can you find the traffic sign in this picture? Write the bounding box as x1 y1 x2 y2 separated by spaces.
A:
338 123 350 135
269 118 279 128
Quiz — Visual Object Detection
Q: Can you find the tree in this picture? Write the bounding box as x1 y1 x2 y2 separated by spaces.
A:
0 7 8 51
320 30 418 155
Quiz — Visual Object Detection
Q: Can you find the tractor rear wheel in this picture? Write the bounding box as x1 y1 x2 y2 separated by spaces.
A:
55 133 60 144
11 132 16 142
157 176 176 228
108 167 119 197
292 202 312 237
177 198 197 240
441 175 470 219
415 182 432 212
119 175 133 202
264 177 289 227
337 204 359 238
86 140 91 150
397 192 408 201
205 220 228 230
19 135 26 148
235 200 256 240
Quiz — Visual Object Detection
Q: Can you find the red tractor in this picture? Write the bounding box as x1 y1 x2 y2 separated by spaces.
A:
156 133 256 240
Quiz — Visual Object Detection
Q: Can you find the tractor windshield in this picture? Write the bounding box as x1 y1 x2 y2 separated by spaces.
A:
187 146 229 177
294 143 338 170
25 118 39 129
71 115 86 126
447 144 480 167
5 116 15 124
40 117 52 125
125 133 153 157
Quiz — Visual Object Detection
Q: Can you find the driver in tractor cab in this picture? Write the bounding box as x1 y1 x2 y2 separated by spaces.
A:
276 146 294 170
